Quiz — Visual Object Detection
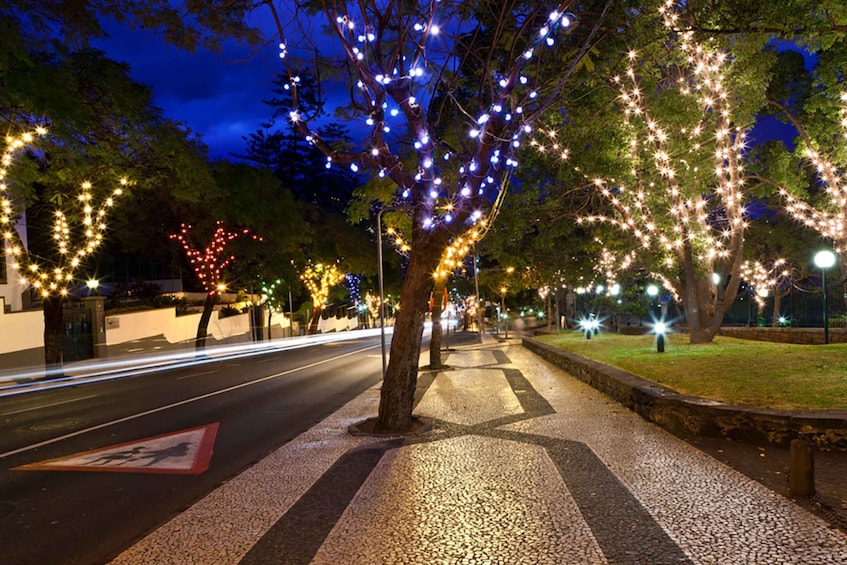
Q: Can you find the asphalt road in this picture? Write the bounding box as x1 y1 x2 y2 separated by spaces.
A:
0 332 391 565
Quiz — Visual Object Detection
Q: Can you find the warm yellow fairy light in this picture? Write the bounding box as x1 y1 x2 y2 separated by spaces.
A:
534 1 748 301
301 263 345 308
0 127 127 298
741 259 792 309
778 91 847 257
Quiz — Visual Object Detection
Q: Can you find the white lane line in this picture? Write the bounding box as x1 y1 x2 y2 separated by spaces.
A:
0 344 379 460
1 394 99 417
176 370 217 381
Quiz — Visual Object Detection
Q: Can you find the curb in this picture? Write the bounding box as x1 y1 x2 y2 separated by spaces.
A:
522 337 847 451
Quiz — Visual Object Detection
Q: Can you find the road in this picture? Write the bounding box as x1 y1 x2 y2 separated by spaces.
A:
0 331 396 565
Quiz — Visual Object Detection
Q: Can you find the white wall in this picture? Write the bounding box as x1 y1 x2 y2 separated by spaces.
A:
317 314 359 333
0 297 43 353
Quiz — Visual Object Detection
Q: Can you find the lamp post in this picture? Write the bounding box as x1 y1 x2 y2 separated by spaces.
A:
376 206 398 379
814 249 836 345
472 244 483 342
609 283 621 332
646 283 659 318
500 286 508 340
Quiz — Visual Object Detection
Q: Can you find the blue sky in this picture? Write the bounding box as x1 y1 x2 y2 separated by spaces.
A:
93 18 286 159
91 15 809 160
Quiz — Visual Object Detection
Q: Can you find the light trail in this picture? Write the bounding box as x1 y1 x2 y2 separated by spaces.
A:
0 344 380 460
0 328 392 398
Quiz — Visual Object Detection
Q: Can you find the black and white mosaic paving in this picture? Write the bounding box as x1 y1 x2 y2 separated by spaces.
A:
112 341 847 564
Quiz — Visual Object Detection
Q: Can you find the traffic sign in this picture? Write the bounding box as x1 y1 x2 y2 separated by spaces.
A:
14 423 219 475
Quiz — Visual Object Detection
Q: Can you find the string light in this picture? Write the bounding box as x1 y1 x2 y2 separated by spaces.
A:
301 263 346 310
534 2 748 304
740 258 793 311
778 90 847 257
169 222 262 295
275 0 582 248
2 127 129 298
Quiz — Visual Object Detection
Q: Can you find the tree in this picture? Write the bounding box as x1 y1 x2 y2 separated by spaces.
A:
169 222 262 351
740 258 797 325
265 0 614 432
557 5 758 344
2 128 128 372
300 262 346 334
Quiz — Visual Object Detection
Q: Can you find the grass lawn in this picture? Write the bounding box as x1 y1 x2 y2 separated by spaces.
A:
536 331 847 412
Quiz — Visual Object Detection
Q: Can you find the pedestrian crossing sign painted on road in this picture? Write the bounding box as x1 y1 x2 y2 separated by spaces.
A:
13 423 219 475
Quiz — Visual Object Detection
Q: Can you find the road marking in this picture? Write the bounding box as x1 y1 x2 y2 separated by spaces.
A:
13 423 219 475
0 394 99 416
176 370 217 381
0 344 379 460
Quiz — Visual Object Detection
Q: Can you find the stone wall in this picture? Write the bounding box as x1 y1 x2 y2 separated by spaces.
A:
522 337 847 451
719 326 847 345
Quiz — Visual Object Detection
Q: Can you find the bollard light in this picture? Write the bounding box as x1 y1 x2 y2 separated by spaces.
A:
654 321 667 353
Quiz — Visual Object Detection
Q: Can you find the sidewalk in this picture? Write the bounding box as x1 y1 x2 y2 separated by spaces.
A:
110 335 847 564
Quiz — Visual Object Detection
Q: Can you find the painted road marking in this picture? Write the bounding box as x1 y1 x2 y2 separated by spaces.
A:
0 344 379 460
0 394 99 416
13 423 219 475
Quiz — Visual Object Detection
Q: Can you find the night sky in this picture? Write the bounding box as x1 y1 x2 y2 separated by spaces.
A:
91 15 803 162
92 16 286 160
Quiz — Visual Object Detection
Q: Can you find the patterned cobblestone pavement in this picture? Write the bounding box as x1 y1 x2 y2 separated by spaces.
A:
111 338 847 564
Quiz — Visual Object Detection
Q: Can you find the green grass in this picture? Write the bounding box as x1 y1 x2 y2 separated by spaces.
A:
536 331 847 411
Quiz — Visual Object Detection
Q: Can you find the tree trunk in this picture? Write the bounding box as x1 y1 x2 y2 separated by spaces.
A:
429 276 446 370
308 306 322 335
375 238 442 433
772 292 784 327
43 295 65 375
196 292 215 352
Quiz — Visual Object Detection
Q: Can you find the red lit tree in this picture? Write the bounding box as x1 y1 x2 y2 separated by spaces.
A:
170 222 262 351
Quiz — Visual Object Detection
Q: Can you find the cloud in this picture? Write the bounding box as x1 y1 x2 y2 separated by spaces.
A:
93 21 282 158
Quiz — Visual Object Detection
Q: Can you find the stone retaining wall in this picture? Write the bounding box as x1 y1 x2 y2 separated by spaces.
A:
719 326 847 345
522 337 847 451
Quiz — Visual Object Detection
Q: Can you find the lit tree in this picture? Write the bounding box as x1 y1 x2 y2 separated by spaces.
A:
740 258 796 325
765 92 847 286
169 222 262 351
568 3 752 344
300 263 346 335
2 128 127 372
264 0 613 431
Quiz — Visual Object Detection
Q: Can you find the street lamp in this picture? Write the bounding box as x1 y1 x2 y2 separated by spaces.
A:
86 278 99 295
814 249 837 345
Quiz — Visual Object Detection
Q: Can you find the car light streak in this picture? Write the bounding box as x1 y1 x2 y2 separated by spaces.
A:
0 328 392 398
0 343 381 460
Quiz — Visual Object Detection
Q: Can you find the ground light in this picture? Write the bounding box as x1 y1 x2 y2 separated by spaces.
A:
814 249 836 345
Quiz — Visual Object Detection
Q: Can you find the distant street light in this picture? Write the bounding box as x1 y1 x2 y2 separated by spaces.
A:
814 249 837 345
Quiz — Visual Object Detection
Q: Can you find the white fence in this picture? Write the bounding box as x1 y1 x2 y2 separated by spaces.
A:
0 298 368 358
0 297 44 353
